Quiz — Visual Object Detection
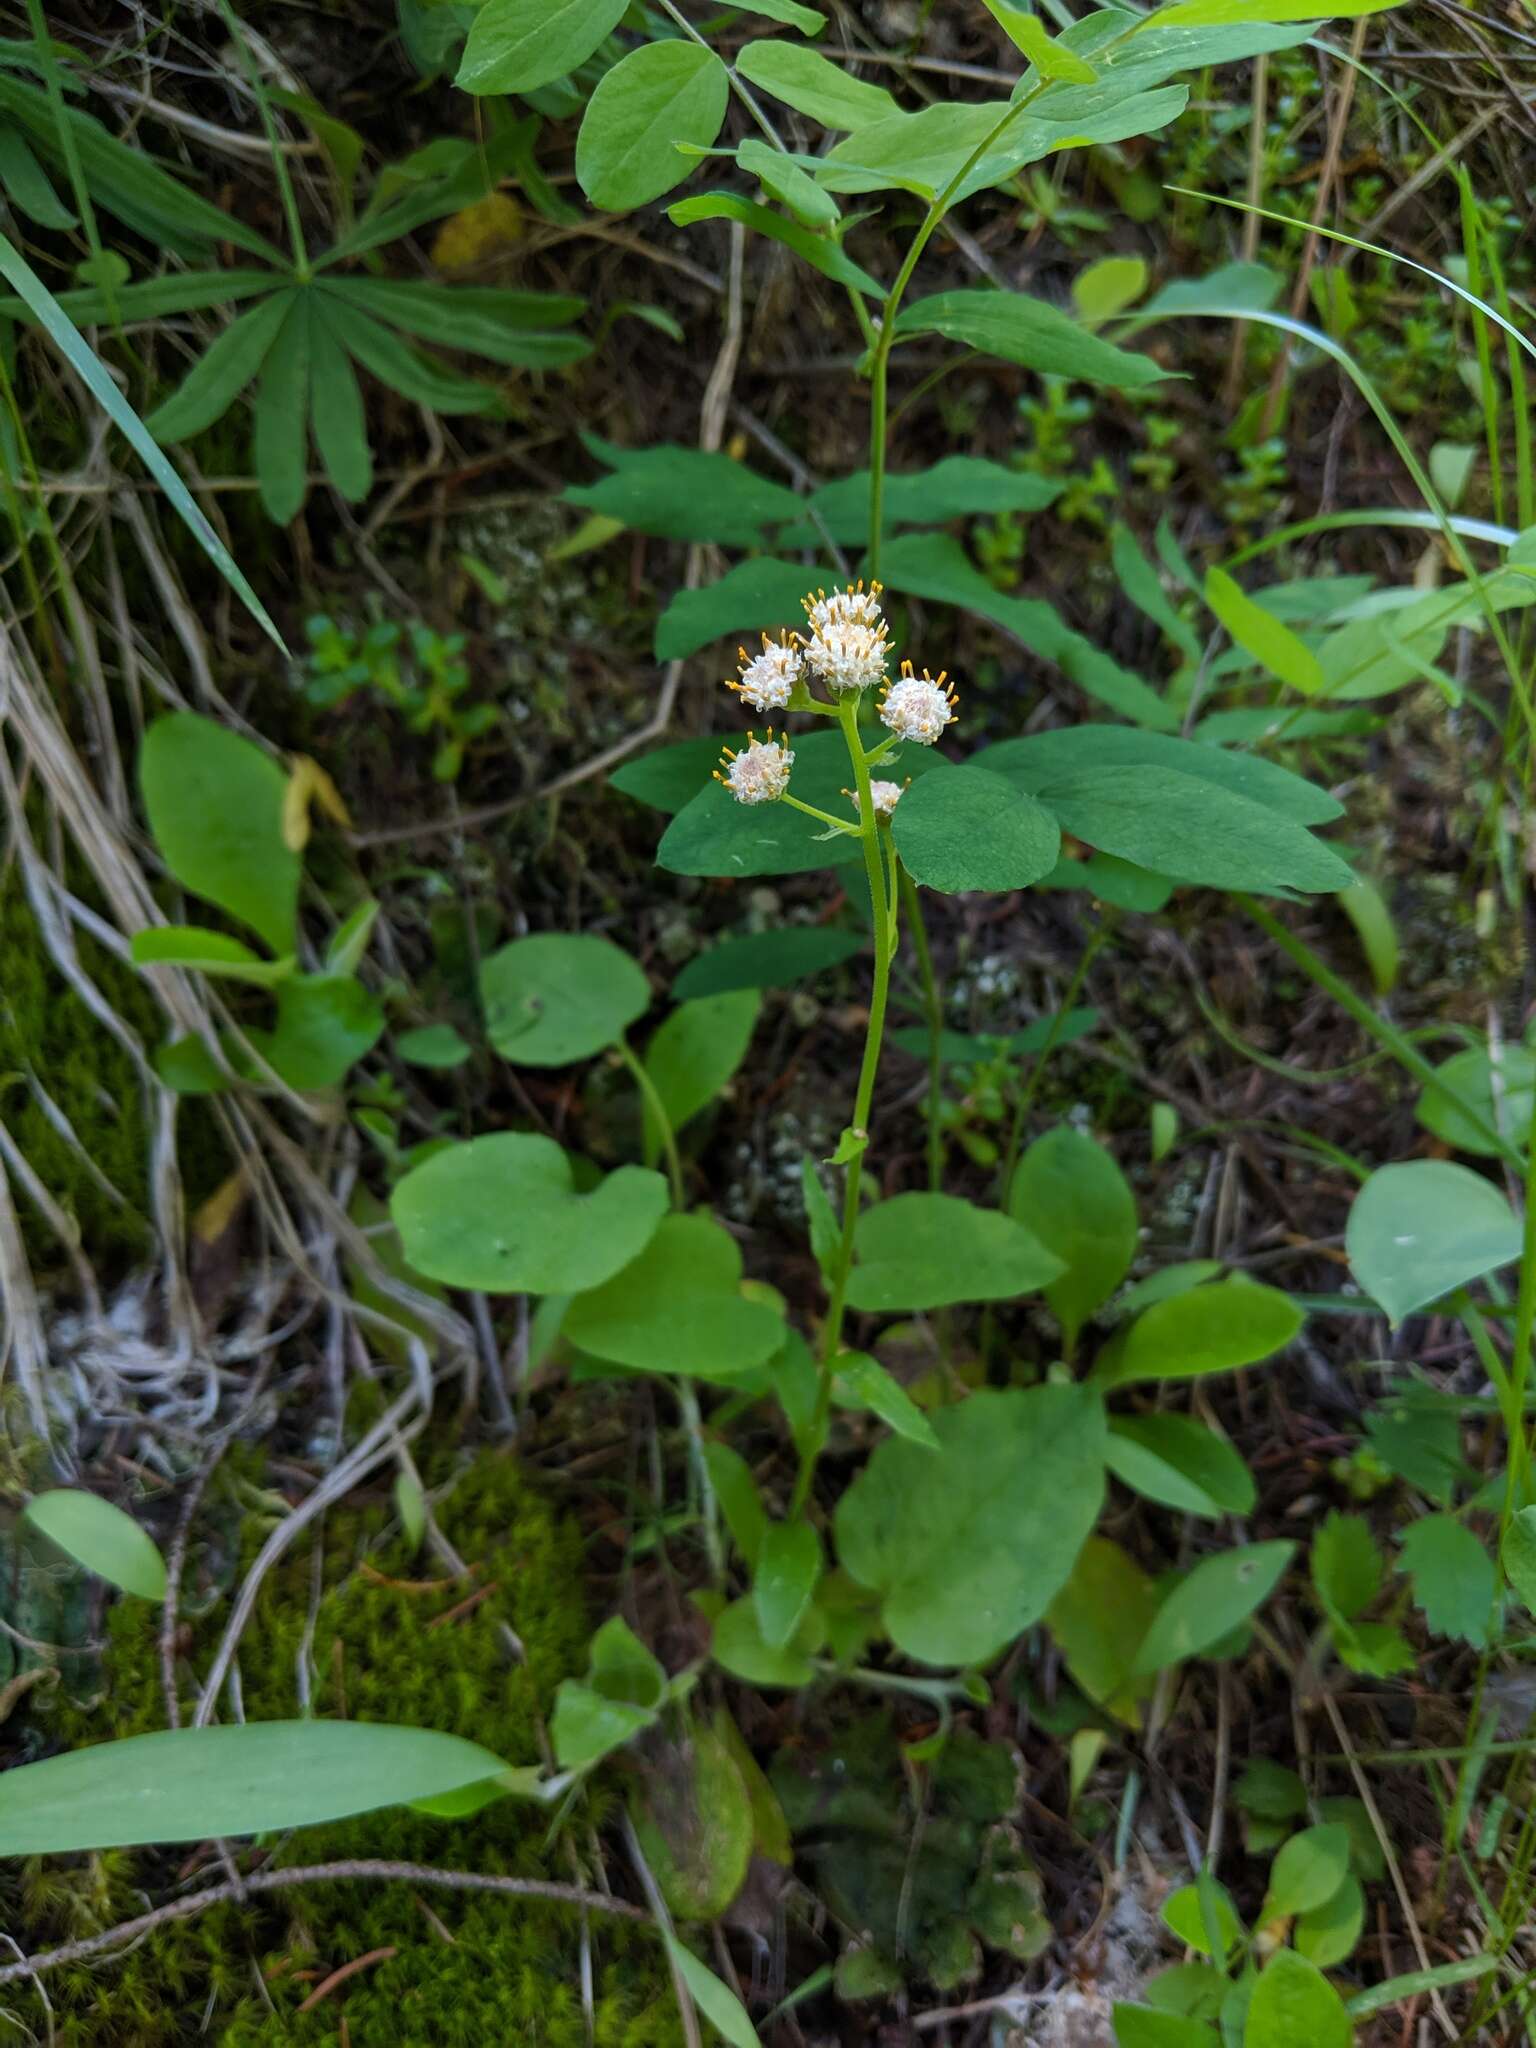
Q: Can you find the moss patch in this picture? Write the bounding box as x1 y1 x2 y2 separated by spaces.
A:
10 1451 682 2047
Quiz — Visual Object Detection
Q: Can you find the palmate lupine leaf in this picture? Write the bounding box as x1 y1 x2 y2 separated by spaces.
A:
320 295 506 412
323 276 590 367
145 289 296 443
309 297 372 502
0 268 278 325
0 119 74 228
253 293 312 525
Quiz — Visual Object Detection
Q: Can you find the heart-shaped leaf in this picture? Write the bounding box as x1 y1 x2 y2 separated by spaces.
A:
481 933 650 1066
891 765 1060 894
1346 1160 1521 1323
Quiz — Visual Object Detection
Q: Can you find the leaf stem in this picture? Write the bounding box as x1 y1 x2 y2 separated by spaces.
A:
615 1038 685 1208
782 792 861 835
792 697 897 1513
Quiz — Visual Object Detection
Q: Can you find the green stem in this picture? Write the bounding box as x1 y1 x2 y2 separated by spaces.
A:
616 1039 685 1209
899 865 944 1191
1237 894 1523 1169
792 699 897 1514
1502 1084 1536 1529
215 0 309 274
782 792 862 836
866 81 1051 573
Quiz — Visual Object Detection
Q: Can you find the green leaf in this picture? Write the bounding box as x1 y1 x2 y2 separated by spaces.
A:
129 925 292 987
325 300 500 414
395 1022 473 1069
139 713 299 957
1243 1951 1351 2048
0 1721 515 1855
1416 1044 1535 1158
704 1442 768 1566
976 725 1341 828
390 1133 669 1294
732 0 825 31
633 1724 754 1920
674 927 862 1001
755 1520 823 1649
1112 522 1200 660
1294 1874 1365 1971
145 288 291 443
779 457 1065 550
1105 1413 1256 1519
564 1212 785 1379
1161 1880 1244 1963
1131 1541 1295 1674
328 278 588 369
878 532 1178 730
1261 1824 1352 1920
1037 765 1353 895
576 41 729 213
1398 1513 1495 1648
709 1594 818 1686
1154 0 1394 21
481 932 651 1065
1205 568 1324 695
567 439 802 545
1346 1161 1521 1324
1338 874 1399 997
1113 2008 1218 2048
1502 1504 1536 1618
0 232 283 648
1345 1957 1496 2020
22 1490 167 1602
831 1351 940 1449
983 1 1099 80
896 289 1168 390
668 191 884 298
642 990 761 1161
611 737 725 815
1311 1510 1384 1627
1075 257 1150 327
835 1385 1106 1667
256 973 385 1092
309 298 372 502
0 123 73 230
394 1472 427 1551
456 0 628 94
253 291 311 524
664 1937 763 2048
1010 1126 1137 1353
845 1192 1065 1313
891 765 1061 895
1048 1534 1159 1718
654 558 817 663
552 1684 654 1769
1099 1276 1303 1388
739 135 837 226
1236 1760 1307 1823
732 38 898 129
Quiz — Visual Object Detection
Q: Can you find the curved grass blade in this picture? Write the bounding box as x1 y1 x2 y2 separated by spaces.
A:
0 230 283 649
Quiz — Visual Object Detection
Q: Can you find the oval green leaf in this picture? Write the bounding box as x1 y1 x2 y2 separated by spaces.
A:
674 927 863 1000
1132 1541 1295 1675
1243 1951 1351 2048
456 0 628 94
835 1385 1106 1667
564 1211 786 1379
481 932 650 1066
23 1490 167 1602
1346 1160 1521 1324
390 1133 669 1294
844 1192 1065 1313
576 42 729 213
1105 1413 1257 1519
139 712 300 957
891 765 1061 895
1099 1275 1302 1387
1010 1126 1137 1352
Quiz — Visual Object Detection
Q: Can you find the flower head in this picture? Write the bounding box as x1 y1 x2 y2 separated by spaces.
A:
802 580 889 697
715 731 794 805
728 634 802 715
879 663 958 746
847 778 908 819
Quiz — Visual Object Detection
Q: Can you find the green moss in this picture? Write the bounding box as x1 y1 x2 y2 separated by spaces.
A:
0 861 227 1270
11 1451 682 2047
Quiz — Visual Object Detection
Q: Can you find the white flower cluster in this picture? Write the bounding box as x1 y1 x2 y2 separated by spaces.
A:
801 582 890 698
713 583 959 808
729 634 802 714
715 731 794 805
849 779 908 818
879 663 958 746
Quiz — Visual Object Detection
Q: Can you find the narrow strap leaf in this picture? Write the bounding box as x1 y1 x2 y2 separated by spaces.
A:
308 295 372 503
253 291 312 524
145 288 294 445
0 268 278 327
0 229 283 648
323 276 588 366
0 121 74 230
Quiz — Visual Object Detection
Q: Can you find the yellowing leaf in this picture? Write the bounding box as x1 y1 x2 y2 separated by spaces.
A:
430 192 524 272
283 754 352 853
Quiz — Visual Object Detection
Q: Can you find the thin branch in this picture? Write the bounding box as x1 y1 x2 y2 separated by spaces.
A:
0 1858 648 1991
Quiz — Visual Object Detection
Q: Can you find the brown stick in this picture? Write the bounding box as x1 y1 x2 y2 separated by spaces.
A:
0 1859 648 1990
295 1944 398 2013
